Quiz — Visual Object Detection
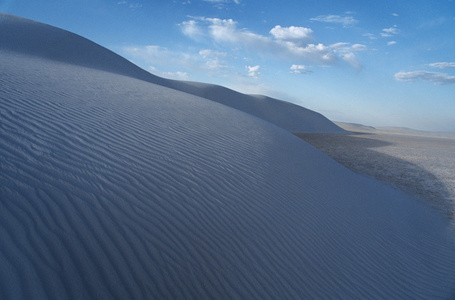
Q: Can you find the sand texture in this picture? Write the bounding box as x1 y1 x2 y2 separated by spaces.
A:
297 130 455 218
2 13 455 299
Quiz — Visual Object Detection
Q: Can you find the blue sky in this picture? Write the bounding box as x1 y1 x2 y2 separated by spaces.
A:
2 0 455 131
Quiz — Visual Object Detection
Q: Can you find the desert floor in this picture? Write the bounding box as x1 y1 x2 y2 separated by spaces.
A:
296 130 455 219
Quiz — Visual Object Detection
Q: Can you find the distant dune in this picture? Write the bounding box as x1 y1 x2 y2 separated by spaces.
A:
2 13 455 299
335 121 455 138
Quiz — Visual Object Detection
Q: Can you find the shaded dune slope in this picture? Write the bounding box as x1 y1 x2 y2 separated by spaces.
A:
2 14 455 299
0 12 343 133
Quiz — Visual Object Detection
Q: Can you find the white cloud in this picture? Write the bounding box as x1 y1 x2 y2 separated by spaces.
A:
180 20 204 40
340 52 362 70
270 25 313 44
394 71 455 85
310 15 358 27
247 65 260 78
161 71 189 80
330 43 367 69
387 41 397 46
381 25 400 37
429 62 455 69
392 13 399 17
122 45 229 75
290 64 312 74
330 43 367 52
180 17 366 68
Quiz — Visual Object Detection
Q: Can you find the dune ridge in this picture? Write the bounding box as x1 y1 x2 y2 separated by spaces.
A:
0 12 343 134
1 13 455 299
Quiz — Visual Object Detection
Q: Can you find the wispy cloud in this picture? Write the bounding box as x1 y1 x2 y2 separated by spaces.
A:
202 0 240 9
381 25 400 37
156 69 189 80
290 65 312 74
122 45 228 76
429 62 455 69
179 17 366 68
330 43 367 69
363 33 377 40
395 71 455 85
199 49 228 70
418 17 446 29
310 15 358 27
387 41 397 46
117 1 142 9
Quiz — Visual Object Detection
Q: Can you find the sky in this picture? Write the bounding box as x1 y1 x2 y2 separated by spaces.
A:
2 0 455 131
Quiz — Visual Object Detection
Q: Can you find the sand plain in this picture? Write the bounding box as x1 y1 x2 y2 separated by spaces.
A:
297 127 455 219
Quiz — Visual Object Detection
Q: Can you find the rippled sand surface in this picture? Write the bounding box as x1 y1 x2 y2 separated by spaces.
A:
297 130 455 217
3 14 455 299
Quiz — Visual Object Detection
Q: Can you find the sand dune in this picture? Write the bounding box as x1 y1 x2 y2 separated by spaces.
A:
0 12 343 134
2 13 455 299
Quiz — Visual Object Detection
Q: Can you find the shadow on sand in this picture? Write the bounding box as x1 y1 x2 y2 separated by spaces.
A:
296 132 454 219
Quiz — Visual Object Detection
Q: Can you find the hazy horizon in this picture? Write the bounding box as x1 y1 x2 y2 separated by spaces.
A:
2 0 454 131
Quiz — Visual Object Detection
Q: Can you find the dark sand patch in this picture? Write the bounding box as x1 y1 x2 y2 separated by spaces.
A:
296 131 455 218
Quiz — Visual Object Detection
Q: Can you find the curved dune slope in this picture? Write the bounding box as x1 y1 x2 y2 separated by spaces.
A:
0 12 342 133
2 14 455 299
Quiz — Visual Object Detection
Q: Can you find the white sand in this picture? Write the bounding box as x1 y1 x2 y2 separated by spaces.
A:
2 13 455 299
297 129 455 218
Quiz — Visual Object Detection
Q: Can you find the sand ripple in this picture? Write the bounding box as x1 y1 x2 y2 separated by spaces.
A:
2 52 455 299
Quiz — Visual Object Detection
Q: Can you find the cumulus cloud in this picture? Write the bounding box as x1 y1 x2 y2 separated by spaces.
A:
270 26 313 44
179 17 366 68
247 65 260 78
394 71 455 85
429 62 455 69
310 15 358 27
290 65 312 74
381 25 400 37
